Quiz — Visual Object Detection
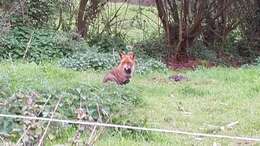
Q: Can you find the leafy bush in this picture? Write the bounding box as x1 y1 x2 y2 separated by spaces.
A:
0 83 141 139
250 57 260 68
26 0 56 27
235 40 260 62
133 35 168 60
0 61 144 143
135 58 167 74
8 0 56 28
0 27 79 62
255 57 260 65
187 42 217 61
60 49 118 70
60 49 167 74
88 33 127 53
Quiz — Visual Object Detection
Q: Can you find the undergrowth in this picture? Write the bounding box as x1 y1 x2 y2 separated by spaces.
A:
59 47 167 74
0 27 80 62
0 62 142 144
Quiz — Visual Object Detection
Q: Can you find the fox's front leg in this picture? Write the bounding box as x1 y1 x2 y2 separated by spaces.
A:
103 73 117 84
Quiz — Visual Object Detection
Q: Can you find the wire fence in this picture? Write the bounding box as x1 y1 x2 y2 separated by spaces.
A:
0 84 260 145
1 113 260 144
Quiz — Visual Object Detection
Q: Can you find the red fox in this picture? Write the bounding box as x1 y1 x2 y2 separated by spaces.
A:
103 51 136 85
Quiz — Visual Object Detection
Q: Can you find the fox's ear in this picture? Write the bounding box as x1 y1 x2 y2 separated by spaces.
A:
119 51 126 59
128 52 135 60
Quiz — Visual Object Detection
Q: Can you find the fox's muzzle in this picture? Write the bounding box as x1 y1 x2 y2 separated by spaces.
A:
124 68 132 74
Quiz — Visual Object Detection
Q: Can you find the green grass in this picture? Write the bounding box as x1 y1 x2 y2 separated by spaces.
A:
1 62 260 145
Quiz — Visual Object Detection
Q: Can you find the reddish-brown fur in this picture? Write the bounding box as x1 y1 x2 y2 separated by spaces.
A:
103 51 136 85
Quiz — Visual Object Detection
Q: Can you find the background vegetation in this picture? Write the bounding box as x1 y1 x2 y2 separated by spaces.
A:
0 0 260 145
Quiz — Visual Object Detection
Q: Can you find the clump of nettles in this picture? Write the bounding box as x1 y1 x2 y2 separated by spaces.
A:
60 49 167 74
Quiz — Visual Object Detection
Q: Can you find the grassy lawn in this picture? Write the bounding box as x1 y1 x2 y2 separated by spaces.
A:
97 67 260 146
1 62 260 145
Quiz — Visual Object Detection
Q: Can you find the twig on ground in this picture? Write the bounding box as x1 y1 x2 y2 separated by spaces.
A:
72 107 87 146
86 104 109 146
23 31 34 60
37 96 62 146
226 121 239 129
86 125 97 145
89 124 107 146
71 130 81 146
0 136 4 143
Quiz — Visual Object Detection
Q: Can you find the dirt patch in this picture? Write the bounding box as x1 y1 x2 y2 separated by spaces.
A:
167 55 216 70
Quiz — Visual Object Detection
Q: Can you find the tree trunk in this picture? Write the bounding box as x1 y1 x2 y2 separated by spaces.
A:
155 0 204 63
255 0 260 39
56 6 63 30
77 0 88 37
76 0 106 38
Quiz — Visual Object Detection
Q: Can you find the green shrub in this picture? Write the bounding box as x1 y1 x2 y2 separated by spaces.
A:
133 35 168 60
0 27 80 62
251 57 260 67
60 48 118 70
9 0 56 28
60 49 167 74
255 57 260 65
0 61 143 142
187 42 217 61
0 83 141 139
235 40 260 62
88 33 127 53
135 58 167 74
26 0 56 27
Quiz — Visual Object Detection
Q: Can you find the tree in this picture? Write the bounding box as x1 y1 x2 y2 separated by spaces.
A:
155 0 243 63
238 0 260 41
56 0 77 31
76 0 106 38
155 0 205 63
234 0 260 57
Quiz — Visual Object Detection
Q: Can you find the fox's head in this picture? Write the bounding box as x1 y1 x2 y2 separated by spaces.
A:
118 51 136 76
